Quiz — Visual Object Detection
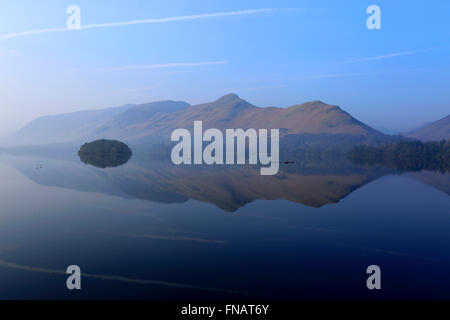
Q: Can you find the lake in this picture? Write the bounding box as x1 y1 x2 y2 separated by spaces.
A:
0 150 449 299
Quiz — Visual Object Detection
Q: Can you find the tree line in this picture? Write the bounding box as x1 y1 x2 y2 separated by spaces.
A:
349 140 450 172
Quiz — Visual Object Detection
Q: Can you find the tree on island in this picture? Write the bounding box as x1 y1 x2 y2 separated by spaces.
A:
78 139 132 168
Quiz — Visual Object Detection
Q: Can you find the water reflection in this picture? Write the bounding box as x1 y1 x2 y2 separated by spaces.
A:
0 149 449 299
2 150 448 211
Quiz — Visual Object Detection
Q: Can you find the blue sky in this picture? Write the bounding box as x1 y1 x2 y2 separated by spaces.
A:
0 0 449 136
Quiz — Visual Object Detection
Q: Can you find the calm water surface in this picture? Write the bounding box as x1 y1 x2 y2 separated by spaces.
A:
0 151 449 299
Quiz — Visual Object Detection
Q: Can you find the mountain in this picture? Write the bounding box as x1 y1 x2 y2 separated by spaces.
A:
5 94 385 147
5 104 135 146
131 94 382 140
372 125 399 135
95 100 190 140
99 94 385 147
5 101 189 146
404 115 450 142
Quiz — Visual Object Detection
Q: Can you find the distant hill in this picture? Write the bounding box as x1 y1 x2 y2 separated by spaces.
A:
6 101 189 146
104 94 386 147
5 94 389 148
6 104 135 146
372 125 399 135
404 115 450 142
95 100 190 140
133 94 381 137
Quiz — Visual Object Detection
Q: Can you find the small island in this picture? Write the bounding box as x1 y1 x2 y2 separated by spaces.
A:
78 139 132 168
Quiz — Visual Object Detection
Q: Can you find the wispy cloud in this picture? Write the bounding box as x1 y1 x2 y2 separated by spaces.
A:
108 60 228 71
253 72 368 83
0 8 303 41
301 73 363 79
342 51 418 63
338 47 443 64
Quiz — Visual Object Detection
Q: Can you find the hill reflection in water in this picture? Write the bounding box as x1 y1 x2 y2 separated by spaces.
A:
3 149 448 212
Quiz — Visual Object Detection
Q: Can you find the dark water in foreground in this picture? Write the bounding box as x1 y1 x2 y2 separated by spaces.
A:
0 151 449 299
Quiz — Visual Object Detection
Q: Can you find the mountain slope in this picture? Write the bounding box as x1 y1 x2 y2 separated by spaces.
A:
130 94 384 144
404 115 450 142
7 104 135 146
95 100 190 139
6 94 385 147
6 101 190 146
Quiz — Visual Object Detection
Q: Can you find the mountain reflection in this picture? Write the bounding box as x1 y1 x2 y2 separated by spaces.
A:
1 150 448 211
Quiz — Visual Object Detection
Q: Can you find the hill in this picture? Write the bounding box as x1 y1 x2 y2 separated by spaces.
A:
95 100 190 140
5 94 389 148
404 115 450 142
5 104 135 146
131 94 381 139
